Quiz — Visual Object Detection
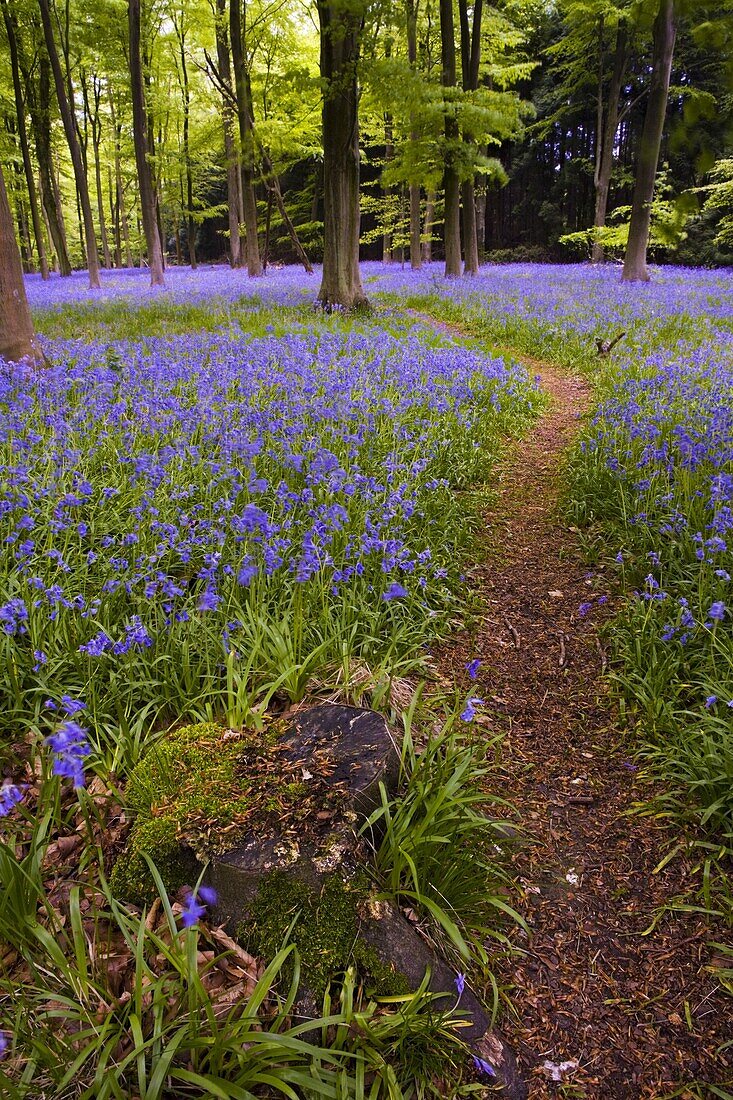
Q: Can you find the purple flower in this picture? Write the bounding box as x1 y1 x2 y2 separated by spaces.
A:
454 972 466 999
578 602 593 617
705 695 718 708
46 720 91 787
382 582 408 601
0 783 24 817
466 659 481 680
0 598 28 636
197 587 220 612
708 601 726 622
181 884 218 928
0 1031 8 1059
472 1054 495 1078
460 697 484 722
60 695 86 716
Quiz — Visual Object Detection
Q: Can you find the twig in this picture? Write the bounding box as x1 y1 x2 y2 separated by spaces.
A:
595 637 608 673
557 631 567 668
503 616 520 649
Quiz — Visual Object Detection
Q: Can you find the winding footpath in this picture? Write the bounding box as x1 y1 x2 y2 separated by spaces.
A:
421 317 731 1098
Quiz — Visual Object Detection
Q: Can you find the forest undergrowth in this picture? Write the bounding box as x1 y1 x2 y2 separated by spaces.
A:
0 262 732 1098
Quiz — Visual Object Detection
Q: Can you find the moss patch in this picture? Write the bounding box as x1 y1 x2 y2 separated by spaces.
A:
111 720 314 906
241 869 409 1000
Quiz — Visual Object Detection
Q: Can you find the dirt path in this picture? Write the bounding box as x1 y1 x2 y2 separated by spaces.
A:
419 316 732 1099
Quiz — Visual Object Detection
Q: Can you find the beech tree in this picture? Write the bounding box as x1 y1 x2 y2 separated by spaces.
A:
316 0 368 310
0 160 44 366
622 0 676 281
128 0 165 286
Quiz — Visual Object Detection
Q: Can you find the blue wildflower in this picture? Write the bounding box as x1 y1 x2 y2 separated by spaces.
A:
46 720 91 787
0 784 24 816
181 884 218 928
460 697 484 722
466 659 481 680
472 1054 495 1077
382 582 408 601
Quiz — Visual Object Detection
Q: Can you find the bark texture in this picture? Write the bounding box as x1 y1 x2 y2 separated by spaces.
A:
38 0 100 288
440 0 460 277
0 161 44 366
214 0 242 267
316 0 368 310
128 0 165 286
592 20 628 263
2 0 49 279
406 0 421 269
230 0 262 276
622 0 676 283
458 0 482 275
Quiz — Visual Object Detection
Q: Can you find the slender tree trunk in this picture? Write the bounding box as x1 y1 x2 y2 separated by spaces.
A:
475 183 486 260
262 188 273 270
406 0 421 269
592 21 627 263
214 0 242 267
622 0 676 282
316 0 368 310
128 0 165 285
422 191 435 261
174 15 196 268
0 161 44 365
259 146 313 273
230 0 261 275
2 0 49 278
440 0 460 276
457 0 482 274
83 73 112 268
26 54 71 275
38 0 100 288
383 109 394 262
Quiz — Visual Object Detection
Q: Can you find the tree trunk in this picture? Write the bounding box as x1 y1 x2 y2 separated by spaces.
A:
440 0 460 276
622 0 676 283
422 191 435 262
475 183 486 260
175 13 196 268
458 0 482 274
592 21 627 263
230 0 261 276
214 0 242 267
128 0 165 285
0 161 44 366
2 0 49 279
25 52 71 275
406 0 421 269
82 72 112 268
38 0 101 288
316 0 368 310
383 108 394 262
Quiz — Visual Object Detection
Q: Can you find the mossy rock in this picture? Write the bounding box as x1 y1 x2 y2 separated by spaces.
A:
240 868 410 1001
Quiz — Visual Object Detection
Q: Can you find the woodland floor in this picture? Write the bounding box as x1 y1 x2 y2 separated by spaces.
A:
421 317 732 1099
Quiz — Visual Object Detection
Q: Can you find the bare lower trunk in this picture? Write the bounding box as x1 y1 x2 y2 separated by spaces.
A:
440 0 460 276
422 192 435 262
83 75 112 268
27 54 71 275
461 179 479 274
406 0 421 269
1 0 49 279
622 0 676 283
39 0 100 288
592 22 628 264
316 0 368 310
475 184 486 261
128 0 165 285
0 161 44 366
214 0 242 267
230 0 261 276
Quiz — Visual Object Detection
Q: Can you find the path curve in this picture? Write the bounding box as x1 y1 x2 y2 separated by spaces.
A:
416 312 731 1099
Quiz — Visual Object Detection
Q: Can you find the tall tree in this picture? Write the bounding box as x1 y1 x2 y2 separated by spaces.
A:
213 0 242 267
440 0 461 276
128 0 165 285
1 0 49 279
458 0 482 274
592 15 629 262
229 0 262 276
0 160 44 366
406 0 421 269
317 0 368 309
622 0 676 281
38 0 101 288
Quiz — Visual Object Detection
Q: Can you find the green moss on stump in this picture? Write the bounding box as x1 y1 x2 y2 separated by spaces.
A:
241 870 410 1000
111 720 303 906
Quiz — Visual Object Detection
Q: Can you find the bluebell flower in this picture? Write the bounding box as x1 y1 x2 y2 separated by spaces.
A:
472 1054 495 1077
709 601 726 622
454 972 466 999
181 885 218 928
466 659 481 680
46 720 91 787
460 697 484 722
705 695 718 708
382 582 408 601
0 784 24 816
